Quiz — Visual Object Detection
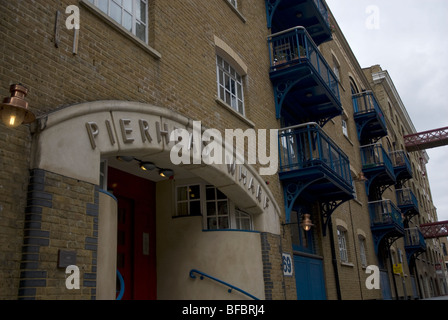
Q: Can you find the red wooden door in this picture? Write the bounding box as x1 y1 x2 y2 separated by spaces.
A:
117 196 134 300
108 167 157 300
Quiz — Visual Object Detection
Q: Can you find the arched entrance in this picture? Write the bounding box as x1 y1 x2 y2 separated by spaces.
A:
30 101 281 300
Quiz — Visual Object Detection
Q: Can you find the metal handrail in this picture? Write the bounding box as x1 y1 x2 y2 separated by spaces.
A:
189 269 259 300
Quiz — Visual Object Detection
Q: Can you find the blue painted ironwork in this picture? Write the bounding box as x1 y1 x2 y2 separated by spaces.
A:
352 91 387 143
116 269 125 300
404 227 426 264
278 123 353 225
265 0 332 45
189 269 259 300
368 200 404 254
389 150 412 183
268 27 341 126
360 143 396 196
396 188 419 218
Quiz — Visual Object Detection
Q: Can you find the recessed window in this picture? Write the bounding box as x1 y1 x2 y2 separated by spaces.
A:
176 184 202 216
358 236 367 267
216 56 245 115
206 185 229 230
342 119 348 137
175 183 252 231
89 0 148 42
337 228 349 263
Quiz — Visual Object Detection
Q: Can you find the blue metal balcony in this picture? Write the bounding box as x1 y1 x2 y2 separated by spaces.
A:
396 188 419 218
404 227 426 264
389 150 412 183
268 27 341 126
352 91 387 144
265 0 332 46
369 200 404 253
279 123 353 202
360 144 396 193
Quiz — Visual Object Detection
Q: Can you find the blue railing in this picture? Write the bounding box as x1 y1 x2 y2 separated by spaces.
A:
368 200 404 229
313 0 330 27
268 26 340 101
390 150 412 172
278 122 352 185
404 228 426 249
396 188 418 209
189 269 259 300
352 91 386 126
360 143 394 176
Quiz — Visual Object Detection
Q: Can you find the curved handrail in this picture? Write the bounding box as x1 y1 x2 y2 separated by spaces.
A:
116 269 125 300
189 269 259 300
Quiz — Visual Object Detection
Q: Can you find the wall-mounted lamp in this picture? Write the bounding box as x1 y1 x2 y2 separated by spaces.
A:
301 213 314 231
0 84 35 128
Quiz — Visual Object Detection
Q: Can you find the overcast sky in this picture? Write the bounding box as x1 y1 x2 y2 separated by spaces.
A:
326 0 448 222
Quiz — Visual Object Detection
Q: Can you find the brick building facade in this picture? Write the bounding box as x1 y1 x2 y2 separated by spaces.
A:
0 0 446 300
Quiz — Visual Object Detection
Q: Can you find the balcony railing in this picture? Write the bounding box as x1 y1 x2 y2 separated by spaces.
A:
368 200 404 229
313 0 330 27
268 26 340 101
266 0 332 45
396 188 419 212
278 122 352 186
404 228 426 249
389 150 412 180
352 91 387 142
360 143 394 176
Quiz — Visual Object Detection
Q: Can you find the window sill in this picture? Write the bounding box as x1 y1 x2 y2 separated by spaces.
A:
79 0 162 59
341 262 355 268
215 97 255 128
223 0 247 23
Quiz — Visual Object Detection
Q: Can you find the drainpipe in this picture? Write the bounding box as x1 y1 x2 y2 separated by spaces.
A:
388 246 399 300
328 216 342 300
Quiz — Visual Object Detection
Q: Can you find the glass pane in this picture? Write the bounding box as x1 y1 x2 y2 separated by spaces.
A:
189 185 200 200
123 0 132 12
136 22 146 41
217 201 228 215
206 187 216 200
240 219 251 230
207 202 216 216
98 0 108 13
216 189 226 200
123 11 132 31
110 1 122 24
190 201 201 216
219 86 225 101
177 186 187 201
238 100 244 114
139 0 147 23
208 218 218 230
177 202 188 216
218 217 229 229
